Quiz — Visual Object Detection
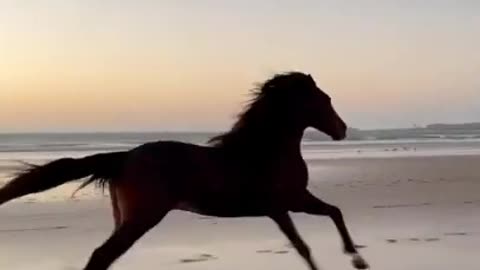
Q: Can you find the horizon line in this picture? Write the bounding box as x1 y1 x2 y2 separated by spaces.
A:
1 121 479 135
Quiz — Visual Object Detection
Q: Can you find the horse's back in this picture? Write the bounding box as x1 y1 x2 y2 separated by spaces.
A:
121 140 227 192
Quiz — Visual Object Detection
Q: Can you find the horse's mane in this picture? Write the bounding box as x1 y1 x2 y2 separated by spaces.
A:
208 72 310 148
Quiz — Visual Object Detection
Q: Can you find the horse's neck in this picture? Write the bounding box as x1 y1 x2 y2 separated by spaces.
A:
214 120 306 159
240 128 305 159
270 132 304 154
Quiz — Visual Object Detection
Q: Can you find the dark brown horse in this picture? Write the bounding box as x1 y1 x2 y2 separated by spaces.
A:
0 72 369 270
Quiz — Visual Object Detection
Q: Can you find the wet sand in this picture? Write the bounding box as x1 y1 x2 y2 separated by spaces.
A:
0 155 479 269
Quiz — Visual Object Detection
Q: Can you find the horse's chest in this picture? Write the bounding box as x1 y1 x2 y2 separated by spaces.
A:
270 158 309 189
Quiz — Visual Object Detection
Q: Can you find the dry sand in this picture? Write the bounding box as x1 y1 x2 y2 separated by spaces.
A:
0 155 479 270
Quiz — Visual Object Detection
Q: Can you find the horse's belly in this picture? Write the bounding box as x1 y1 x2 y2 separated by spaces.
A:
175 196 272 217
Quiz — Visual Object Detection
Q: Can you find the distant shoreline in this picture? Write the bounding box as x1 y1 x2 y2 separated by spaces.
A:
1 121 479 140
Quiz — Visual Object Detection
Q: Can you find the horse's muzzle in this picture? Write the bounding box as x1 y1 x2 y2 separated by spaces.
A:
332 119 347 141
332 132 346 141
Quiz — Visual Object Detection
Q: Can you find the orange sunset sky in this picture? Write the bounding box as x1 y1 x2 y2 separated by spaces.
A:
1 1 479 132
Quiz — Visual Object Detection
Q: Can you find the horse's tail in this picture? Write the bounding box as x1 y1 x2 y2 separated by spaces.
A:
0 151 128 206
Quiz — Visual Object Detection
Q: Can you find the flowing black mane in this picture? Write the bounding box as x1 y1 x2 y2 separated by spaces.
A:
208 72 314 148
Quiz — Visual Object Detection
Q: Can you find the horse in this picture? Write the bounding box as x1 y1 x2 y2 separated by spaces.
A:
0 72 369 270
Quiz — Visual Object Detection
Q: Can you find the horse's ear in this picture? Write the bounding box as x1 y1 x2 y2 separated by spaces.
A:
307 74 312 78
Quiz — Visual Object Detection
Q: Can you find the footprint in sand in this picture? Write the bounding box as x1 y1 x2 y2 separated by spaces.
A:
444 232 468 236
0 225 68 233
373 202 432 209
463 200 480 204
424 238 440 242
179 254 217 264
387 236 444 244
256 248 290 255
256 249 273 254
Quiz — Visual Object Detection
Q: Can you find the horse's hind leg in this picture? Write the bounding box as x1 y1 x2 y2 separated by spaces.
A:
83 216 164 270
83 208 170 270
108 184 121 230
270 213 319 270
84 179 175 270
294 191 369 269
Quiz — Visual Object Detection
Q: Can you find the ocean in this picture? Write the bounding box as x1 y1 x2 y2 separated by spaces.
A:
1 132 480 202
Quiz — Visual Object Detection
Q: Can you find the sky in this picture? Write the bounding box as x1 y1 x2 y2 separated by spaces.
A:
0 0 479 132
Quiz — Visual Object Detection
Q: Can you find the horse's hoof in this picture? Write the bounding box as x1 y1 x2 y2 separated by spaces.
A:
352 254 369 269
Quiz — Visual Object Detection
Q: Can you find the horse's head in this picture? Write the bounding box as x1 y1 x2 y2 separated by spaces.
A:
208 72 347 147
261 72 347 141
299 74 347 140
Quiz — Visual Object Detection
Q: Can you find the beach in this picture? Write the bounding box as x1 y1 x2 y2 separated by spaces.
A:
1 152 479 270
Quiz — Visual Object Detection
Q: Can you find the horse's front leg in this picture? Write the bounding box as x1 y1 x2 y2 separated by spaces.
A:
292 191 369 270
